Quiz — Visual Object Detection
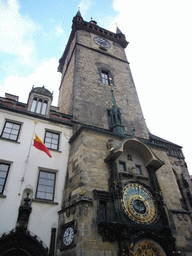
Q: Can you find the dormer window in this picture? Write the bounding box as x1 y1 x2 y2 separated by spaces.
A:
27 86 53 116
30 97 48 115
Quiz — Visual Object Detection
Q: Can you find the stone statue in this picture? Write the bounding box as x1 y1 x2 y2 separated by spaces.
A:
127 155 137 175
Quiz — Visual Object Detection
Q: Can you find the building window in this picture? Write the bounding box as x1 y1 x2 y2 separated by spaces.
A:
119 161 126 172
136 165 142 175
31 97 37 112
44 131 60 151
98 201 107 221
31 97 48 115
36 170 56 201
0 163 10 194
101 70 110 85
1 121 21 141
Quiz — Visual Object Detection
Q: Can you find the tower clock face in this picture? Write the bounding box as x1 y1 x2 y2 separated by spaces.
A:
121 183 158 225
63 227 74 246
94 37 111 48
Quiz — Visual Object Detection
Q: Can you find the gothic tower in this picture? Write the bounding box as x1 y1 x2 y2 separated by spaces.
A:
57 11 192 256
58 10 148 139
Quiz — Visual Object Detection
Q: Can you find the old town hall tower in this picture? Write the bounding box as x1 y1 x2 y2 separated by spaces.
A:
57 11 192 256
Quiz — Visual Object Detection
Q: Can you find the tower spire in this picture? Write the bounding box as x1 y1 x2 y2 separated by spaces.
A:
76 7 82 17
116 26 123 34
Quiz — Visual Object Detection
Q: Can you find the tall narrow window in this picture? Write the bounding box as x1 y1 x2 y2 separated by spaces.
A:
36 99 42 114
0 163 10 194
31 98 37 112
1 121 21 141
36 170 56 201
98 201 107 221
101 70 110 85
41 100 48 115
30 98 48 115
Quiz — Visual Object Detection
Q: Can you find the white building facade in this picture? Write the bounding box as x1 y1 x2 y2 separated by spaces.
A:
0 87 72 256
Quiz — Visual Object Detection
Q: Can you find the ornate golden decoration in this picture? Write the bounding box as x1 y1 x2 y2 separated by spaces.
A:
78 186 86 196
133 240 165 256
121 183 158 225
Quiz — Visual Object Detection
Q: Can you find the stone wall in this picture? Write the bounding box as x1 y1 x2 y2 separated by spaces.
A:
58 29 149 139
59 128 119 255
153 146 192 254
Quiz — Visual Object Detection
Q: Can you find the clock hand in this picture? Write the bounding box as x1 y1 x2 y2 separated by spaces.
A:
139 201 142 210
138 186 140 196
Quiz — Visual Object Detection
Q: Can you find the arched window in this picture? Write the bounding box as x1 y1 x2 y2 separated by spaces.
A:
41 100 48 115
30 98 48 115
36 99 42 114
31 98 37 112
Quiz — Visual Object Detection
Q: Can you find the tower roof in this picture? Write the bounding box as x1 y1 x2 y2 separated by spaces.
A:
76 9 82 17
116 26 123 34
29 86 53 100
58 11 128 73
71 13 128 47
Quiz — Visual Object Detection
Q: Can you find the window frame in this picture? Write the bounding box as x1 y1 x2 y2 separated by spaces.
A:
119 161 126 172
135 165 142 175
35 170 56 201
0 162 10 194
101 70 110 85
30 97 48 115
1 120 21 142
44 130 60 151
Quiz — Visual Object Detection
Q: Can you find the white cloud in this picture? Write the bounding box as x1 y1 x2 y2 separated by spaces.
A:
0 0 39 66
43 25 64 40
110 0 192 173
78 0 92 17
0 58 61 106
55 25 64 37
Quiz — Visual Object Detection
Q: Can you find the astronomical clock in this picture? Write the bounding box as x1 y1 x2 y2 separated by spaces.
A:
121 183 158 225
93 137 177 255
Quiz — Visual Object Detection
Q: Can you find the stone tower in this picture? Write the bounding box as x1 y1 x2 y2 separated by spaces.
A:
58 10 148 139
57 11 192 256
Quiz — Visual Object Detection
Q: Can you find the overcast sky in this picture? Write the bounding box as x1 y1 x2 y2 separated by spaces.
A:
0 0 191 174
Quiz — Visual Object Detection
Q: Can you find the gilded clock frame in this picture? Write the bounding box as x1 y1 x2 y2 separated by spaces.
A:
121 182 158 225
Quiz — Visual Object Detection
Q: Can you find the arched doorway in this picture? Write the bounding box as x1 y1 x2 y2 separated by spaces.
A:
0 228 48 256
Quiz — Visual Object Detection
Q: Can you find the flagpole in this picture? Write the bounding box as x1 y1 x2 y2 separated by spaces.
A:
18 120 38 195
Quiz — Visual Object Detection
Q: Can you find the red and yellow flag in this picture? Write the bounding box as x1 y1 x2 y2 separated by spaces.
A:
33 134 52 158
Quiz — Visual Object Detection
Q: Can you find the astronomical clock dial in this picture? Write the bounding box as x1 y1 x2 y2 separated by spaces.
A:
133 239 166 256
94 37 111 48
121 183 158 225
63 227 74 246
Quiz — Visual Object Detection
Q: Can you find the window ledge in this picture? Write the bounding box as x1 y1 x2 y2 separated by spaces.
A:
32 198 58 205
0 137 20 144
48 149 62 153
0 194 7 199
136 175 149 181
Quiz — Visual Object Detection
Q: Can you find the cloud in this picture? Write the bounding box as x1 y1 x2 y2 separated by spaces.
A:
110 0 192 173
0 58 61 106
78 0 92 17
0 0 39 66
43 24 64 40
55 25 64 37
